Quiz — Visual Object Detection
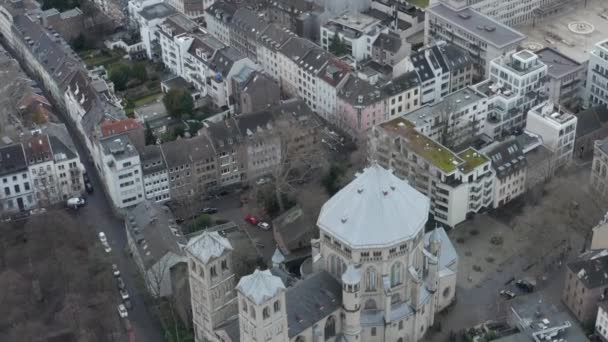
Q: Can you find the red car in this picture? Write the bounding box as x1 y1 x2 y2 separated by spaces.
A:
244 215 258 225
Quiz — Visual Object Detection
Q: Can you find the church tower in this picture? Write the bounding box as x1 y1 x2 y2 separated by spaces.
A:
341 265 362 340
236 269 289 342
185 231 237 342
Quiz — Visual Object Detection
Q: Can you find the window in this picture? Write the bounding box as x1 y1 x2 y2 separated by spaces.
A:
210 266 217 277
14 184 20 193
221 259 228 271
364 299 377 310
274 300 280 313
371 327 376 336
324 315 336 340
250 306 256 319
123 162 132 168
24 182 30 191
399 320 404 330
4 187 9 196
262 307 270 319
365 267 377 291
390 262 402 287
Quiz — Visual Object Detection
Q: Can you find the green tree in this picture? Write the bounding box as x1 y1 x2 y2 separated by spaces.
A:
131 62 148 83
188 214 212 233
71 33 88 52
322 163 345 196
145 121 156 145
108 63 131 91
188 121 202 136
163 89 193 118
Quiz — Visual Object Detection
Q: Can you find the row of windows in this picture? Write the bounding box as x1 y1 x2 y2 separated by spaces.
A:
2 173 28 183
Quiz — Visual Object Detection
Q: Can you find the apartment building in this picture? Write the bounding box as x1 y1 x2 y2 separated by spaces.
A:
320 12 388 62
382 71 421 119
403 86 489 148
394 42 474 105
265 0 321 35
99 134 145 209
229 8 267 61
373 117 494 227
207 47 258 110
526 101 577 169
536 47 585 108
371 31 409 66
134 2 177 60
166 0 210 19
204 1 236 45
315 58 351 119
432 0 570 27
369 0 426 40
585 39 608 108
140 145 170 203
591 139 608 198
481 138 526 208
336 77 385 140
0 143 35 214
233 72 281 114
563 250 608 323
256 23 293 82
24 133 83 205
236 111 282 181
475 50 548 140
158 13 199 76
201 120 246 187
425 3 526 78
277 37 319 98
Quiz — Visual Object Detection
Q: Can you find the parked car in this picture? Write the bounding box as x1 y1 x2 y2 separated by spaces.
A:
123 299 133 310
120 289 130 300
175 218 185 224
98 232 107 244
245 215 258 225
257 222 271 231
256 177 270 186
202 207 218 214
499 290 516 299
67 197 86 209
117 304 128 318
104 244 112 253
515 279 536 293
85 181 94 193
112 264 120 277
116 277 126 290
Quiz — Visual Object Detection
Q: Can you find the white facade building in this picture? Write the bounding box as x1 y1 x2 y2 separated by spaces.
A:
0 143 35 214
526 101 577 169
481 138 527 208
134 2 177 60
585 39 608 109
99 134 145 209
596 296 608 340
320 12 388 62
475 50 548 140
204 1 235 46
141 145 170 203
425 3 526 78
591 139 608 199
373 117 495 227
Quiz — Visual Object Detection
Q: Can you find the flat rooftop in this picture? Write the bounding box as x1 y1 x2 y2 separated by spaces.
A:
138 2 176 21
535 47 583 78
428 3 526 48
380 117 463 173
326 12 381 34
458 148 489 174
518 0 608 63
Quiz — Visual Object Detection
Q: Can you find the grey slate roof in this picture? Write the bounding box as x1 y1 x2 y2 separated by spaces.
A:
235 108 274 135
568 250 608 289
231 7 267 37
160 135 215 168
483 138 526 179
373 32 402 53
382 71 420 97
272 205 317 254
575 105 608 137
41 123 78 158
286 271 342 337
438 43 473 71
536 47 582 78
338 76 383 106
428 3 526 48
205 1 236 19
48 136 77 161
279 37 318 63
0 143 27 177
209 47 244 77
257 23 293 50
100 133 139 160
140 145 167 175
126 201 186 269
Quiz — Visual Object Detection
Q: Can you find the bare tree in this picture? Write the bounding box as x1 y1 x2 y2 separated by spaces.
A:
269 118 326 213
146 254 176 299
435 97 458 149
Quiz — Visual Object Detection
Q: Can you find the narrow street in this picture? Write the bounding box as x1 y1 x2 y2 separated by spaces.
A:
56 122 166 342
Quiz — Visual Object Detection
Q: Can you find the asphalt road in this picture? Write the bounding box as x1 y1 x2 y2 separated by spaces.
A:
59 136 165 342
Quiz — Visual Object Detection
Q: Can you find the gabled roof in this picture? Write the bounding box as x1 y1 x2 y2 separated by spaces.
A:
0 143 28 177
185 230 233 263
236 269 285 305
209 47 244 77
318 58 351 87
382 71 420 97
286 271 342 337
279 37 317 63
272 205 317 255
257 23 293 50
100 118 142 138
140 145 167 175
23 133 53 165
567 250 608 289
231 7 267 36
338 76 383 106
126 201 186 269
575 105 608 137
424 227 457 270
373 32 402 53
48 136 77 161
482 138 526 179
317 164 429 248
160 134 215 168
205 1 237 19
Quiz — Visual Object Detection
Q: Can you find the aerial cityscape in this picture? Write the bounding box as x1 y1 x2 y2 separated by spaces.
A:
1 0 608 341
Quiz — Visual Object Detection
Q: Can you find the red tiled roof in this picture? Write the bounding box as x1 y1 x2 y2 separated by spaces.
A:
17 93 51 110
100 118 142 137
23 134 53 163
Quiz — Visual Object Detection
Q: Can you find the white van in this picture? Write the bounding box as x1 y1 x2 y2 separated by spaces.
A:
67 197 86 209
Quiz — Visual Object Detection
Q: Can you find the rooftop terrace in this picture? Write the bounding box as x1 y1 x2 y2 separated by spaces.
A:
458 148 488 174
380 117 462 173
